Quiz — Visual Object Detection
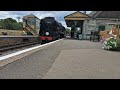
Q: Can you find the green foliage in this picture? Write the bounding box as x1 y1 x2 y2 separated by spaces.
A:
66 28 71 35
0 18 23 30
115 38 120 48
103 37 120 50
66 28 70 32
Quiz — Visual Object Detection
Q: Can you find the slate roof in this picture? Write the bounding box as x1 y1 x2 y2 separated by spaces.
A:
23 14 40 20
89 11 120 19
64 11 90 18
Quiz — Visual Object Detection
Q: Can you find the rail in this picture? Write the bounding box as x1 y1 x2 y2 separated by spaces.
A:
0 42 38 52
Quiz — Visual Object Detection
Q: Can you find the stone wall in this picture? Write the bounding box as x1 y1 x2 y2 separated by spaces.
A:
83 19 96 39
83 18 120 39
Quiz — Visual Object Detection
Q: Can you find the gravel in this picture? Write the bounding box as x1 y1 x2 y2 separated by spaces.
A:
0 43 41 57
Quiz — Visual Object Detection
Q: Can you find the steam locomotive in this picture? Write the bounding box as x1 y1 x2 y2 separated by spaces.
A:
0 16 66 49
39 17 66 44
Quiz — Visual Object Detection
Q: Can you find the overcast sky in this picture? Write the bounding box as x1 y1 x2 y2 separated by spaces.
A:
0 11 91 28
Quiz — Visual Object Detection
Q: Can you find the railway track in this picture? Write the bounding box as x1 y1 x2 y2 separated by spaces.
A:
0 42 39 53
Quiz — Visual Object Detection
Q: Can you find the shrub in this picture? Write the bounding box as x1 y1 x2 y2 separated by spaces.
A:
103 36 120 50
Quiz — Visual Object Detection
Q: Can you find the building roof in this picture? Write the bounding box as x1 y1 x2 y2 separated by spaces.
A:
89 11 120 19
64 11 90 20
23 14 40 20
64 11 91 27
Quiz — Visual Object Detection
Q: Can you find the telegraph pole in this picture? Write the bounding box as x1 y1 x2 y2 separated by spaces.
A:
83 11 86 14
17 17 21 23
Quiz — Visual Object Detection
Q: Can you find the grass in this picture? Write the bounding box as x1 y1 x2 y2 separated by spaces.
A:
0 29 23 36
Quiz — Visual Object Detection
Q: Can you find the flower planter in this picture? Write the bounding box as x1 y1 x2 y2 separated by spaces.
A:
103 36 120 50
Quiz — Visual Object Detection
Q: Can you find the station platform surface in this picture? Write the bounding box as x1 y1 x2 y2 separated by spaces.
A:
0 38 120 79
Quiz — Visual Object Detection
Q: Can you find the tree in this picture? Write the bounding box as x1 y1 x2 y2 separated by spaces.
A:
18 22 23 29
3 18 17 30
0 18 23 30
66 28 71 35
0 19 5 29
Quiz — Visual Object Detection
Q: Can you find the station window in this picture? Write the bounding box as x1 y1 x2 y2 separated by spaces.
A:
36 19 40 28
28 18 35 25
115 24 120 28
116 25 119 28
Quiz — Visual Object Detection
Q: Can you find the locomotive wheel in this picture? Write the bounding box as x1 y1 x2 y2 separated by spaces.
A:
41 40 46 44
41 40 50 44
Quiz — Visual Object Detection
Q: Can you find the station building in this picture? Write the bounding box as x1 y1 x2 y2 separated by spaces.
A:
64 11 120 39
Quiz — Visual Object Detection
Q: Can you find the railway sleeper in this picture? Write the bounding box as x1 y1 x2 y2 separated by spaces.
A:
0 42 38 52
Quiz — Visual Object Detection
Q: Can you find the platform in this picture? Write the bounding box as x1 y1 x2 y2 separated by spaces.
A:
0 38 120 79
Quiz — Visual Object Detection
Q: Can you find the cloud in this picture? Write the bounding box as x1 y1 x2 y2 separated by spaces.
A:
0 11 91 27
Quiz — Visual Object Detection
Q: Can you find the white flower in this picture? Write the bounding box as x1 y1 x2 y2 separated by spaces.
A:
114 35 117 37
115 43 117 47
107 46 110 50
110 46 112 48
107 38 110 40
104 41 107 45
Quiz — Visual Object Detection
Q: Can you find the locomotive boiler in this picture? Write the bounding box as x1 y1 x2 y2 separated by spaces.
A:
39 17 65 44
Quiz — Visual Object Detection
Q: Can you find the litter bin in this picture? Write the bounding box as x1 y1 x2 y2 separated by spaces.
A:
78 34 83 40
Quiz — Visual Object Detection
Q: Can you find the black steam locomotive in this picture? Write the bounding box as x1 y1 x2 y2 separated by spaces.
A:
0 15 66 50
39 17 65 44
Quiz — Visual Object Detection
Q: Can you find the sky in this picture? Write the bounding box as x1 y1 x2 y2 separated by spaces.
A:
0 11 91 28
